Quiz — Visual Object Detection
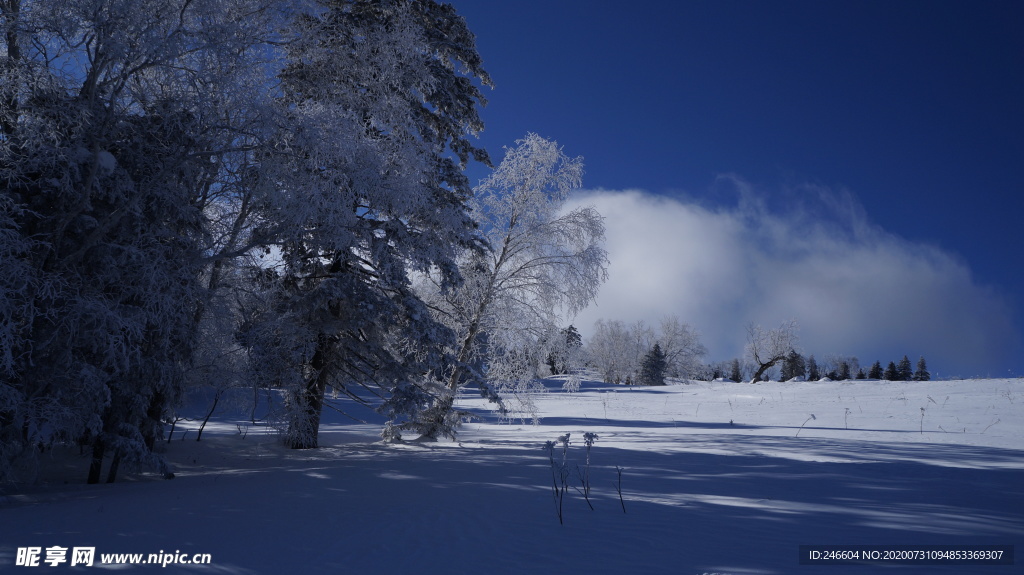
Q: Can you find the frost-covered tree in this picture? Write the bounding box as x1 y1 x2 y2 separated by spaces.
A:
0 0 284 482
586 316 704 384
657 316 707 380
546 325 582 375
913 356 930 381
240 0 493 449
744 320 799 383
586 319 653 384
638 344 668 386
838 361 851 381
414 134 608 439
587 320 634 384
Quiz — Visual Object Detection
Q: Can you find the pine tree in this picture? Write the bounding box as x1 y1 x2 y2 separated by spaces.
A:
897 355 913 381
780 350 806 381
729 359 743 383
807 355 820 381
252 0 498 448
563 325 583 349
868 361 883 379
0 0 273 482
855 368 866 379
883 361 898 381
549 325 583 374
913 356 931 381
639 344 668 386
545 352 560 375
838 361 851 381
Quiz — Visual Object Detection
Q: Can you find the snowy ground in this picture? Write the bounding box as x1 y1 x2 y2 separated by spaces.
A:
2 376 1022 574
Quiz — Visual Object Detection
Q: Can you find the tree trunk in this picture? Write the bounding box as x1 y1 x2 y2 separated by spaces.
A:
288 335 329 449
1 0 23 137
195 389 222 441
143 391 165 451
105 449 121 483
750 359 780 383
417 309 485 441
87 438 105 484
417 231 516 441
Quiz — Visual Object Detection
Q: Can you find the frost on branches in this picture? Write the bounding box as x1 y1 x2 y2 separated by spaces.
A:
0 0 494 480
239 0 492 449
745 320 800 383
0 0 286 482
412 134 609 440
586 316 706 385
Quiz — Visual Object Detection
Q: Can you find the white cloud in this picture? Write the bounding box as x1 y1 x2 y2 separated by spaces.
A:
564 181 1020 377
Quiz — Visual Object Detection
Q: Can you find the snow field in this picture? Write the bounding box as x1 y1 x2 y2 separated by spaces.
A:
1 377 1022 574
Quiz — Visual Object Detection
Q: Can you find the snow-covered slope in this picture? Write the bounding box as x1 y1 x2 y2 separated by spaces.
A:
2 377 1021 574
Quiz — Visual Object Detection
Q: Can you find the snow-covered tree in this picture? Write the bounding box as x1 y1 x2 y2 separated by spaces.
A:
586 316 704 384
546 325 583 375
587 319 634 384
0 0 285 482
587 319 646 384
414 134 608 439
241 0 493 448
657 316 707 380
744 320 799 383
837 361 851 381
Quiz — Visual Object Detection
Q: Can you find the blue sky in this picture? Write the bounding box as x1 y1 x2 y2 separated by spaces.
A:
452 0 1023 377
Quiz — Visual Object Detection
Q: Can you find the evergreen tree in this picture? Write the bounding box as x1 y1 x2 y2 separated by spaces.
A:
0 0 274 482
729 359 743 383
550 325 583 374
246 0 497 448
883 361 898 381
856 368 866 379
639 344 668 386
807 355 820 381
780 350 806 381
897 355 913 381
868 361 883 379
563 325 583 349
838 361 851 381
913 356 931 381
545 352 560 375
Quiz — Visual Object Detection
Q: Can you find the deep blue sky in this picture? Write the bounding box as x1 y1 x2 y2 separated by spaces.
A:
453 0 1024 376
